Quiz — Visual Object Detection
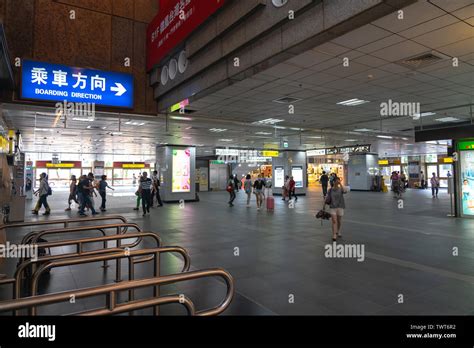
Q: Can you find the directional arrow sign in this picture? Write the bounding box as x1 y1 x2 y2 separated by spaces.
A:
21 60 134 108
111 83 127 96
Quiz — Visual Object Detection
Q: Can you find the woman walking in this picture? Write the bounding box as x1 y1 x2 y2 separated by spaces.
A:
32 173 51 216
325 175 347 241
244 174 252 207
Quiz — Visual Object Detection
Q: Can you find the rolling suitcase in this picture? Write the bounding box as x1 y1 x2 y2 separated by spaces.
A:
266 196 274 211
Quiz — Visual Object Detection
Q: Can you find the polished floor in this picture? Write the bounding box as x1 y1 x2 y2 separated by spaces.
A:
1 186 473 315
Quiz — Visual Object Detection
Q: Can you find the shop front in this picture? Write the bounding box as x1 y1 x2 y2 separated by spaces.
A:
112 162 151 186
423 154 453 188
35 161 82 188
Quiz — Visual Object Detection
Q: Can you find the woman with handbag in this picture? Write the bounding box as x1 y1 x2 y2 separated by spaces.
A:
325 175 347 241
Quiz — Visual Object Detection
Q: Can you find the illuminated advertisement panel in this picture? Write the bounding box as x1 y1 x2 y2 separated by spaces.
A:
274 166 285 188
292 166 303 188
460 150 474 216
172 148 191 193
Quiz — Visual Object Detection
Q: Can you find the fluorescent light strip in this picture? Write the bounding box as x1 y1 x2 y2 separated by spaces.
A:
377 135 393 139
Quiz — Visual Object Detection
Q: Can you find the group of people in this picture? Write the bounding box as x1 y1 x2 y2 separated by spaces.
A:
318 171 343 197
32 172 115 216
227 174 272 209
133 171 163 216
390 171 407 198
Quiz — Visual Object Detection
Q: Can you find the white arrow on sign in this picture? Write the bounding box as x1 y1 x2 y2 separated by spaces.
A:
110 82 127 96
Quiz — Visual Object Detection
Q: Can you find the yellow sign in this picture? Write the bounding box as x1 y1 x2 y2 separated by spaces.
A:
123 164 145 169
0 135 8 153
443 157 453 163
262 150 279 157
378 160 389 165
46 163 74 168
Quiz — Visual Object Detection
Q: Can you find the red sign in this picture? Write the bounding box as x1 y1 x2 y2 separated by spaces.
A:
147 0 226 71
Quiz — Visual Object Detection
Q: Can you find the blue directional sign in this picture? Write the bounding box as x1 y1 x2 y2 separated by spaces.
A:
21 60 134 108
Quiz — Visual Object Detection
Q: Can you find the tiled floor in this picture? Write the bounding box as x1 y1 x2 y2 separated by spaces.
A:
1 186 474 315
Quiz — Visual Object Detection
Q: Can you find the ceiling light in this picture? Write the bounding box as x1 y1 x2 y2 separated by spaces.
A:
377 135 393 139
290 127 304 131
125 121 146 126
354 128 373 132
413 112 435 119
307 136 322 139
253 118 285 125
170 116 192 121
274 125 286 129
34 128 53 132
73 117 95 122
435 117 460 122
345 139 357 142
182 136 192 139
209 128 227 132
219 139 233 142
401 137 408 140
337 99 370 106
255 132 272 135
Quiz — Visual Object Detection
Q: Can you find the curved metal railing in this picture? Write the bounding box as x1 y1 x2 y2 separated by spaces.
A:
27 247 191 315
0 268 234 316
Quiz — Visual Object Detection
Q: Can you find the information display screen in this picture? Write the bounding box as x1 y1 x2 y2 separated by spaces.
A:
292 166 303 188
274 166 285 188
172 149 191 193
460 150 474 216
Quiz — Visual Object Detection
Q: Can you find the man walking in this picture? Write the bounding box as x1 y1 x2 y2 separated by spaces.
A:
320 171 329 197
139 172 152 216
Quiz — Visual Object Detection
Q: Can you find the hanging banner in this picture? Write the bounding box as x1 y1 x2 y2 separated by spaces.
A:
147 0 226 71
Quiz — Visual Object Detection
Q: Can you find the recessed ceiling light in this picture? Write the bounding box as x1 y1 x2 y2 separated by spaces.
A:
209 128 227 132
125 121 146 126
354 128 373 132
337 98 370 106
344 139 357 142
73 117 94 122
255 132 272 135
377 135 393 139
307 136 322 139
413 112 435 119
274 125 286 129
435 117 459 122
218 139 233 142
34 128 53 132
170 116 192 121
253 118 285 125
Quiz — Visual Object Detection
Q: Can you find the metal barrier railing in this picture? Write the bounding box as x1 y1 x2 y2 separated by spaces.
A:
0 268 234 316
1 215 129 239
25 247 191 315
14 232 162 293
14 222 143 279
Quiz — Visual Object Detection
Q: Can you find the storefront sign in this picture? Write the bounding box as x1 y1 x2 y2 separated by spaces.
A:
310 144 370 156
261 150 279 157
122 164 145 169
458 140 474 151
113 162 149 169
21 60 134 108
170 98 189 112
147 0 226 71
307 149 326 156
36 161 81 168
442 157 454 163
215 149 239 156
378 160 389 165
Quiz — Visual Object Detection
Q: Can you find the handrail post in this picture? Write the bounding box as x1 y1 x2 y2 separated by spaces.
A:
128 257 135 315
154 251 160 315
115 226 121 281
